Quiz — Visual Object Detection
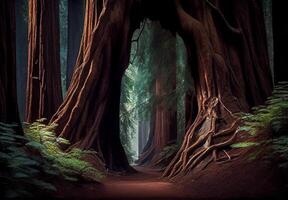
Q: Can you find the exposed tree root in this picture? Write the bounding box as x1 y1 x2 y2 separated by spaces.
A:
163 97 241 179
162 0 271 179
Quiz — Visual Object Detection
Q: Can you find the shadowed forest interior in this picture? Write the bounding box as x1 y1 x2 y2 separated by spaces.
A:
1 0 288 199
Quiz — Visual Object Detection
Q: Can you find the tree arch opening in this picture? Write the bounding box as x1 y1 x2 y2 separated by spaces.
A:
50 0 272 176
119 20 193 166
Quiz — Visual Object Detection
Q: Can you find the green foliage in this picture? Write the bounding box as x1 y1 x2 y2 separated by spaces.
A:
24 120 104 182
236 82 288 169
0 122 57 198
239 82 288 135
271 136 288 168
231 142 259 148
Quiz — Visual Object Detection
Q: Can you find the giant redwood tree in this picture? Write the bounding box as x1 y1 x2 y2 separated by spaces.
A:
163 0 273 178
50 0 272 174
0 0 21 128
50 0 139 171
26 0 63 123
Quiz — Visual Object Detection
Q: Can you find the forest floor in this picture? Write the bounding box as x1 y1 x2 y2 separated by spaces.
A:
56 153 288 200
57 166 188 199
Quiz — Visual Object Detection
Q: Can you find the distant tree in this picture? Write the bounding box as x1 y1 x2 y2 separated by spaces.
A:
26 0 63 122
137 21 177 166
15 0 28 120
262 0 274 82
59 0 68 93
66 0 84 89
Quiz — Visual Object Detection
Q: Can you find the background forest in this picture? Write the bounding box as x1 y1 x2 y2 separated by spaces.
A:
1 0 288 199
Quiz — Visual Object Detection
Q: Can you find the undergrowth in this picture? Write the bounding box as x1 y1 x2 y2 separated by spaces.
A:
0 120 104 198
24 119 104 182
0 123 57 198
232 82 288 169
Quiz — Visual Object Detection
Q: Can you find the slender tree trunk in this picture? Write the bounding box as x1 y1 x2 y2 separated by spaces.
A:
51 0 139 171
66 0 84 89
262 0 274 83
26 0 63 123
138 120 150 154
15 0 28 121
163 0 272 178
0 0 22 130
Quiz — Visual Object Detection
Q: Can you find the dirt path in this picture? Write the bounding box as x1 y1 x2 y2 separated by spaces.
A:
96 166 189 199
57 160 287 199
58 166 190 199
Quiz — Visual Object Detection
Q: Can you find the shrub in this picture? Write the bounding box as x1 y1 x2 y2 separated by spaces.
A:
24 119 104 182
232 82 288 170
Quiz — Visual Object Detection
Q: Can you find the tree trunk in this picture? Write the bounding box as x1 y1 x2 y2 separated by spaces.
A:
15 0 28 121
48 0 272 174
51 0 139 171
163 0 273 178
26 0 63 123
137 25 178 166
262 0 274 83
138 120 150 154
66 0 84 89
0 0 22 130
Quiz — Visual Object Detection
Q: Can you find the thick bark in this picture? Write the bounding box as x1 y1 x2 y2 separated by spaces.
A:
0 0 22 129
273 0 288 82
48 0 272 174
66 0 84 89
163 0 273 178
15 0 28 121
51 0 140 171
26 0 63 123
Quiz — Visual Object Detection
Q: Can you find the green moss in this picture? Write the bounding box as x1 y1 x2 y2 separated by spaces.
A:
231 142 259 148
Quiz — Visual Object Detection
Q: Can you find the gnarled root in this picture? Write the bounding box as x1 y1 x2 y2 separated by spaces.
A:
163 97 241 179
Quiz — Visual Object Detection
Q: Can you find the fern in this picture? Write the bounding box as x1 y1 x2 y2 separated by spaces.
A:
24 120 104 182
234 82 288 169
0 123 57 198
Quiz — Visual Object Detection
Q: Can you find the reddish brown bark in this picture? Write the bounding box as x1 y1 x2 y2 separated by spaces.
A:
49 0 272 174
163 0 273 178
25 0 63 123
0 0 22 129
51 0 139 171
138 76 177 166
